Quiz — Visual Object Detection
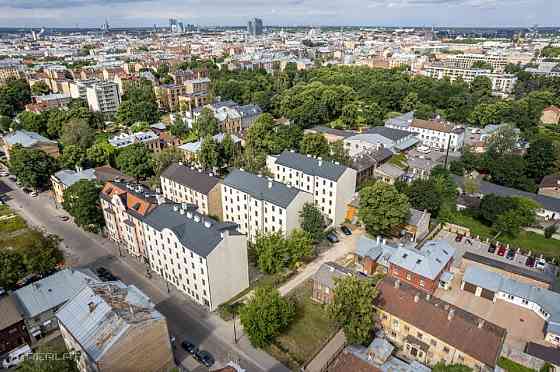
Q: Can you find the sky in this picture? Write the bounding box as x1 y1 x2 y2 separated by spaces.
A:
0 0 558 28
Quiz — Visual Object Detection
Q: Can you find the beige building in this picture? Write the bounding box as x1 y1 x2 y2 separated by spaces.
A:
266 150 357 226
222 168 313 242
541 106 560 125
56 281 174 372
0 61 24 85
421 65 517 95
160 163 223 219
374 277 506 371
85 81 121 115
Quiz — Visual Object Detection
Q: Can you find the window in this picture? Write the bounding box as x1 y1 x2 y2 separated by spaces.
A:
430 339 437 347
443 347 450 354
417 332 423 339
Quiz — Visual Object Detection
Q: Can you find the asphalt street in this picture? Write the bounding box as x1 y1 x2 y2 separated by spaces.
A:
0 175 289 372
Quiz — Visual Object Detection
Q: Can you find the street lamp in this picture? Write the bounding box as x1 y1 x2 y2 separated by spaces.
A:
233 312 238 344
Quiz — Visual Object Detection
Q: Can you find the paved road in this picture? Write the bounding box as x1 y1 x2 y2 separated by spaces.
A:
278 228 361 296
0 176 288 372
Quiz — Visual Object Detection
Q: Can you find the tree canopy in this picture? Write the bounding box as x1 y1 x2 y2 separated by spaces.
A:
9 145 59 189
116 143 154 180
63 180 104 232
115 79 159 126
358 182 410 236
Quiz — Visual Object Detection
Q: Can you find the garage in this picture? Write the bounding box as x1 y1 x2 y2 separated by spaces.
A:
463 282 477 294
481 288 495 301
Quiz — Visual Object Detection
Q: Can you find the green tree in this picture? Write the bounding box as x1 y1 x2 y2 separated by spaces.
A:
153 147 184 175
169 117 188 137
358 183 410 236
300 133 330 158
0 79 31 117
299 202 326 241
193 108 219 139
15 111 48 135
63 180 104 232
21 234 63 275
199 135 219 170
525 138 557 181
471 61 493 70
327 140 351 166
405 179 443 216
59 145 86 169
220 133 237 167
239 286 295 348
479 194 517 224
327 275 378 345
401 92 419 112
116 143 153 180
86 141 115 166
286 229 315 267
254 232 288 274
31 81 51 96
61 119 95 148
0 250 26 289
130 121 150 133
495 210 523 237
9 145 58 189
115 79 159 126
415 103 434 120
0 115 11 132
485 124 518 157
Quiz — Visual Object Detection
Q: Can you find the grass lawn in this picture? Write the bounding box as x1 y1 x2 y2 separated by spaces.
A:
0 205 27 235
497 357 535 372
448 212 560 260
0 228 44 251
265 280 338 370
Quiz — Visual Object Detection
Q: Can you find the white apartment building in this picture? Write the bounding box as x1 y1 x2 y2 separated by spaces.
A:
142 203 249 310
385 115 465 152
108 131 161 152
69 79 99 100
222 168 313 242
160 163 223 219
443 53 508 72
266 150 357 226
421 65 517 95
85 81 120 115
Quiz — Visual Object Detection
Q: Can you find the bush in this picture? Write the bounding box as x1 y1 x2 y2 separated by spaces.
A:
544 224 558 239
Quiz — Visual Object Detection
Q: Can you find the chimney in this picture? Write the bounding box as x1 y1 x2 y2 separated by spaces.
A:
448 308 455 321
194 215 201 223
268 180 273 189
477 319 485 329
88 301 96 313
180 209 185 215
382 238 386 245
394 279 400 289
414 293 420 303
204 221 212 228
425 293 431 301
186 211 193 219
376 235 381 245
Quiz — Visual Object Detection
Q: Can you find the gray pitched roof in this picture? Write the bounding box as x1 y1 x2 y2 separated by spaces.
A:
274 150 349 181
363 126 413 142
224 169 306 209
453 175 560 213
142 203 239 257
53 168 97 188
4 130 57 147
313 262 354 289
389 240 455 280
161 163 221 195
13 269 97 318
56 282 163 362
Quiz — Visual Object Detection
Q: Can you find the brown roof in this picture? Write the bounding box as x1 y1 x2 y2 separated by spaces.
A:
374 277 506 368
100 182 156 217
94 165 133 183
0 295 23 329
411 119 454 133
328 349 381 372
544 106 560 114
539 175 560 189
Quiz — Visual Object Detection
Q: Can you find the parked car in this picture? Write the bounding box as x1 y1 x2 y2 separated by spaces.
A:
525 256 536 268
326 232 339 243
487 243 497 254
22 187 31 194
536 258 547 271
180 340 197 354
497 245 507 256
506 249 515 260
340 226 352 236
58 215 70 221
194 350 215 368
1 344 32 369
30 191 38 197
455 234 463 242
0 171 9 177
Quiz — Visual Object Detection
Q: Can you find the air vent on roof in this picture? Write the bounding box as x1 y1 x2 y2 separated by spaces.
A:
194 216 201 223
186 211 193 219
180 209 185 215
416 259 422 264
402 253 408 258
204 221 212 228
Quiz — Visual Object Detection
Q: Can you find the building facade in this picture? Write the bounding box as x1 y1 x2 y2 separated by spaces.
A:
85 81 121 115
266 150 357 226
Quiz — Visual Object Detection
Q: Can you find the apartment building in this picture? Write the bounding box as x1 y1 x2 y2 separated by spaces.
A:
85 81 121 115
100 182 160 259
69 79 99 100
222 168 313 242
385 115 465 152
186 101 262 135
142 203 249 310
160 163 223 219
155 80 210 112
374 277 506 371
266 150 357 226
421 65 517 95
108 131 161 152
25 93 71 112
56 281 175 372
0 60 24 85
389 240 455 294
442 53 508 72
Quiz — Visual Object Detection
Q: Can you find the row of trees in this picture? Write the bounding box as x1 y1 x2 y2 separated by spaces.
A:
253 230 315 274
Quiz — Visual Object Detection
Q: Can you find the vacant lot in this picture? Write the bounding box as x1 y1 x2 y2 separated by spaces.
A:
266 280 339 370
0 204 27 235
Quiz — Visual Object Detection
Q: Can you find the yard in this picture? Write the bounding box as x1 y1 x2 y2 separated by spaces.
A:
265 280 339 370
498 357 536 372
0 204 27 234
448 211 560 261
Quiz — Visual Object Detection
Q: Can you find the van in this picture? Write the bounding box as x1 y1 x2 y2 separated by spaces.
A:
1 344 32 368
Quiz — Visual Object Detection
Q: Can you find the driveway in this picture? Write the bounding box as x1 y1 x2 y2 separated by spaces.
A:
278 227 362 296
0 175 288 372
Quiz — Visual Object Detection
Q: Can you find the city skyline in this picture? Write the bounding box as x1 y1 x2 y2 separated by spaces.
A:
0 0 558 28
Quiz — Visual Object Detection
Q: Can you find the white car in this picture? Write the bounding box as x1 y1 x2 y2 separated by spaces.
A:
536 259 547 271
0 171 8 177
30 191 38 197
1 344 32 369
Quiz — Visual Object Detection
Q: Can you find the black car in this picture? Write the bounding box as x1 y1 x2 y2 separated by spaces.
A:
326 233 339 243
340 226 352 236
506 249 515 260
487 243 497 254
194 350 215 368
96 267 118 281
22 187 32 194
180 340 197 354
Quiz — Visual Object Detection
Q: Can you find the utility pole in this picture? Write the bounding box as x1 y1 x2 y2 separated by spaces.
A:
443 135 452 169
233 312 238 344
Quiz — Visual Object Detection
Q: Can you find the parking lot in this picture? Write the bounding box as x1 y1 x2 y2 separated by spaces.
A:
435 230 557 284
435 269 547 350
